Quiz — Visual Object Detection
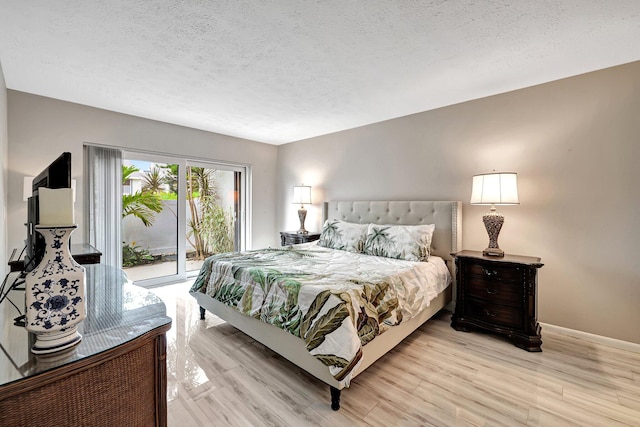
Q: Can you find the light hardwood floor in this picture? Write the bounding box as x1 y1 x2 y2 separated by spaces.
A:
153 282 640 426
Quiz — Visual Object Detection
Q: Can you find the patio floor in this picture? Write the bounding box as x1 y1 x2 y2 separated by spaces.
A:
123 259 205 283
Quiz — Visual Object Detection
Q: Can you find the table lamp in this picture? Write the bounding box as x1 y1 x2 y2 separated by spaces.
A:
470 172 519 257
292 185 311 234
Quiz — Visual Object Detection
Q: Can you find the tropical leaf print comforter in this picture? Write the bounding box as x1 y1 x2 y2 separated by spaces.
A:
190 242 451 386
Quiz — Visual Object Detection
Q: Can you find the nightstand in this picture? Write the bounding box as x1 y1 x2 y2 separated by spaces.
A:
280 231 321 246
451 250 544 351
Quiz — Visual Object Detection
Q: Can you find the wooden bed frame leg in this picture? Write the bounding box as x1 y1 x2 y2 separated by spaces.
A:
199 306 206 320
330 386 341 411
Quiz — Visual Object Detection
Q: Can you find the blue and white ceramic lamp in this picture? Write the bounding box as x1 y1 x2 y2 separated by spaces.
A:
25 188 87 355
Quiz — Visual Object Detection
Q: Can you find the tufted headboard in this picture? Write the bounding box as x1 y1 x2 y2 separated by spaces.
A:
323 201 462 263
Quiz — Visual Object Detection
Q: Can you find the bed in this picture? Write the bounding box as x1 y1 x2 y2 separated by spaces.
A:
190 200 462 410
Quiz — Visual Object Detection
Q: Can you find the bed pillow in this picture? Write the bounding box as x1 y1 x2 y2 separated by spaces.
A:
318 219 368 253
363 223 435 262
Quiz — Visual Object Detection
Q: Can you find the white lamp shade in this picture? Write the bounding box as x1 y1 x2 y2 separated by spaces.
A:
470 172 519 205
292 185 311 205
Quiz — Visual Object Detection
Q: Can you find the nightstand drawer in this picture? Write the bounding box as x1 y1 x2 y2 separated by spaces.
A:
467 263 522 283
467 279 522 307
466 299 522 329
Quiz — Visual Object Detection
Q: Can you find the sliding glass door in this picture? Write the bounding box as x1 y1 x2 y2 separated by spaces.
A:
185 162 245 273
119 151 248 287
121 154 183 284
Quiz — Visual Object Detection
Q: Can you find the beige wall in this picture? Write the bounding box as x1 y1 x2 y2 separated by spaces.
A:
5 61 639 344
7 91 279 253
277 61 640 344
0 62 7 279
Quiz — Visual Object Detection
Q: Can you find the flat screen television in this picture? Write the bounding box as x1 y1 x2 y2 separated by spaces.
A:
24 152 72 272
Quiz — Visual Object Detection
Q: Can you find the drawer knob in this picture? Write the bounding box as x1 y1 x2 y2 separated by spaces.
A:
486 288 498 295
483 309 497 317
483 268 498 277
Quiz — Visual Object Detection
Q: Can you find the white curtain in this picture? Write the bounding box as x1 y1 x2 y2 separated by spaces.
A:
84 145 122 269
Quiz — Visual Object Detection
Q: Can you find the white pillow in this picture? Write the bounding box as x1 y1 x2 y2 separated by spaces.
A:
363 223 435 261
318 219 368 253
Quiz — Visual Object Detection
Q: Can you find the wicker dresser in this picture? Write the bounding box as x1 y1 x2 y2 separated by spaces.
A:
0 264 172 427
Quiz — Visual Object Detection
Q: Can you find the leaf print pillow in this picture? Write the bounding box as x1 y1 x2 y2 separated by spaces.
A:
318 220 368 253
363 223 435 262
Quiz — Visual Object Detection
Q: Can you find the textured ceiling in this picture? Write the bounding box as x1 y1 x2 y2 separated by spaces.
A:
0 1 639 144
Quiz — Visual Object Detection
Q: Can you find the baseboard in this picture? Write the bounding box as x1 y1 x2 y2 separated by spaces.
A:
540 322 640 354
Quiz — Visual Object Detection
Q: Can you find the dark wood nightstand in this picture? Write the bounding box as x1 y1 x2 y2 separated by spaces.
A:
451 250 544 351
280 231 321 246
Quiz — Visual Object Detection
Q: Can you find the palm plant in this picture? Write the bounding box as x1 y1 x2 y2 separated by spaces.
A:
142 166 166 194
122 164 138 185
121 165 163 227
186 167 211 259
122 192 163 226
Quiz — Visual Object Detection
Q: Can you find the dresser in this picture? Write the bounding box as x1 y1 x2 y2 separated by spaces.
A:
279 231 321 246
451 250 544 352
0 264 172 427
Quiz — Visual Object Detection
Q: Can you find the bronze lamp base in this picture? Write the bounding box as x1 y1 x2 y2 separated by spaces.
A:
482 209 504 257
297 207 308 234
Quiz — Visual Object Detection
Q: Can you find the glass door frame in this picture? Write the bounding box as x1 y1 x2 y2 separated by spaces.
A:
123 149 251 287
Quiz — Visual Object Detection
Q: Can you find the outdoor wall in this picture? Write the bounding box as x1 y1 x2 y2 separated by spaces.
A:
123 199 236 256
276 61 640 344
122 200 180 256
7 91 279 254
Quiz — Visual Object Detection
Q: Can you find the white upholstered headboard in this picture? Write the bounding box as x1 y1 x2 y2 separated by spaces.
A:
323 201 462 263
